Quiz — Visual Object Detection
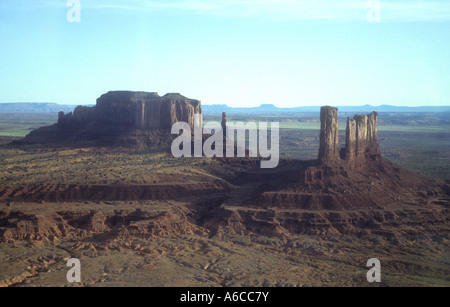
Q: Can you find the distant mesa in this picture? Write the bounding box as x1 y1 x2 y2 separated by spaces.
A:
15 91 202 148
0 103 77 113
58 91 201 130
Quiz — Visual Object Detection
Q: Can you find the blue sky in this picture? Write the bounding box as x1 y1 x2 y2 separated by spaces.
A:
0 0 449 107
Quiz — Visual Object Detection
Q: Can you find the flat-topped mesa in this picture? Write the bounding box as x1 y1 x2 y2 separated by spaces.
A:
344 111 381 164
58 91 202 130
318 106 340 163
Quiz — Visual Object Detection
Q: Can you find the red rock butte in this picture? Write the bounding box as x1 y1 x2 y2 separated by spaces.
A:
58 91 202 130
318 106 381 166
16 91 203 148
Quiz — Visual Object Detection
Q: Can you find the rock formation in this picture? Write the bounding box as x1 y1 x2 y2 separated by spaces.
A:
18 91 202 149
221 112 227 137
252 106 445 212
318 106 339 164
317 106 381 166
344 112 381 164
58 91 202 130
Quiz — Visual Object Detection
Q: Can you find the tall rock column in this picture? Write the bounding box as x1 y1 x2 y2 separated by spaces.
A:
365 111 380 159
355 114 368 158
221 112 227 137
345 117 356 162
318 106 339 163
345 111 380 163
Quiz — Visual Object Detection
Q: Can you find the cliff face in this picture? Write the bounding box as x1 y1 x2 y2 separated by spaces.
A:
317 106 381 165
19 91 202 149
58 91 202 130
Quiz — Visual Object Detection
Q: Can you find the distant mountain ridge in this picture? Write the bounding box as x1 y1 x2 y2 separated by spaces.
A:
0 102 449 114
202 104 450 114
0 103 89 113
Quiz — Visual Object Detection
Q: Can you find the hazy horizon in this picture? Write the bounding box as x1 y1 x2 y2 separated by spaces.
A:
1 0 449 107
1 101 449 110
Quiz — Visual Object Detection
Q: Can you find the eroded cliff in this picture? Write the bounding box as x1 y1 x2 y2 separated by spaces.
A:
58 91 202 130
18 91 202 149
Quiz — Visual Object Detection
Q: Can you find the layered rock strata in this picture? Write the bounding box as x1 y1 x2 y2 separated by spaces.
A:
18 91 202 148
58 91 202 130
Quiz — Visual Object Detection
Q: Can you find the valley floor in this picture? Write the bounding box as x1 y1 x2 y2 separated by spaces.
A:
0 147 448 287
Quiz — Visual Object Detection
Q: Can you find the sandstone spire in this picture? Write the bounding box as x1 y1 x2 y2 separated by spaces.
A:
221 112 227 137
317 106 381 166
318 106 339 163
344 111 380 163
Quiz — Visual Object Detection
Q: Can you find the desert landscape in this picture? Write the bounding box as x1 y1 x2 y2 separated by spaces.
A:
0 91 448 287
1 1 450 290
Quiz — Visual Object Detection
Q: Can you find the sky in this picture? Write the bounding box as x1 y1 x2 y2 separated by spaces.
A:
0 0 449 107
